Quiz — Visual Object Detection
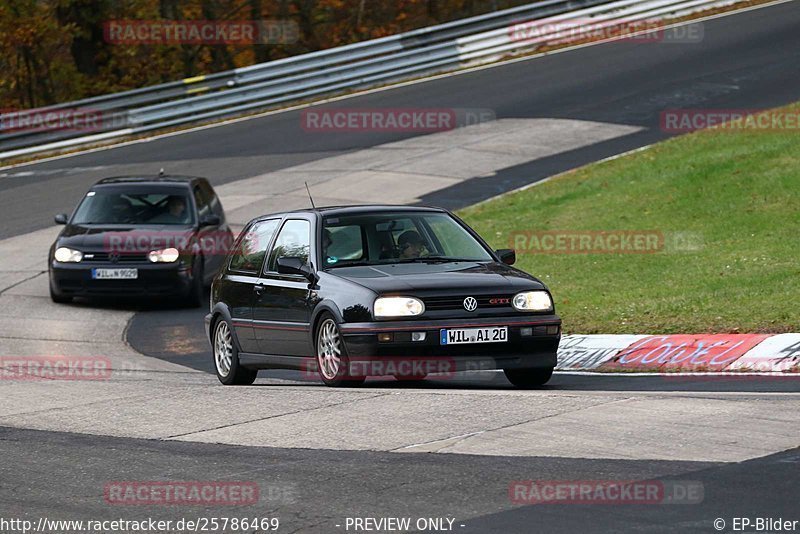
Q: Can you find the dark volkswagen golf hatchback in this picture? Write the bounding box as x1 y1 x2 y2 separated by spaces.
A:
206 206 561 388
49 175 233 307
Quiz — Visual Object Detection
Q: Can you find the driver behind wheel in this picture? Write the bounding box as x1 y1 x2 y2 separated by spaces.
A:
109 196 133 223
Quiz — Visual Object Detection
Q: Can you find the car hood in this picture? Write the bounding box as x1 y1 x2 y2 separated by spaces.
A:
327 261 545 294
56 223 195 251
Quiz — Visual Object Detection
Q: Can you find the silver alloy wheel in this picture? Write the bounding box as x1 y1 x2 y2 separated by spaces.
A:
214 320 233 377
317 319 342 380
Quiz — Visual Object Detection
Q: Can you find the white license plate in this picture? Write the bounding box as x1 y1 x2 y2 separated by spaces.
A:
440 326 508 345
91 268 138 280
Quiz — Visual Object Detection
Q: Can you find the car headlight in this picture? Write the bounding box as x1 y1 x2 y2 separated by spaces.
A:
54 247 83 263
374 296 425 318
148 248 180 263
512 291 553 312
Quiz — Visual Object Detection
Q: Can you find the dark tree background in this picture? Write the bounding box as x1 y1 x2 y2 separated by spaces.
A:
0 0 529 109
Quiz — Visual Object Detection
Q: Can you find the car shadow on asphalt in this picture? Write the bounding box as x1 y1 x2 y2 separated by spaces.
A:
249 371 799 393
118 289 799 394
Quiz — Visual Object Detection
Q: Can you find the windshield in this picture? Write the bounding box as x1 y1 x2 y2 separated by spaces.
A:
71 189 194 225
322 211 493 268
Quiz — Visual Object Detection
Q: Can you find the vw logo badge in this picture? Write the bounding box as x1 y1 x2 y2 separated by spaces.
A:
463 297 478 312
108 252 120 263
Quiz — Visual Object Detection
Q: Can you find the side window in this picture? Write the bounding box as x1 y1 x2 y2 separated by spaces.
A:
267 219 311 273
193 185 210 218
200 181 224 218
228 219 280 273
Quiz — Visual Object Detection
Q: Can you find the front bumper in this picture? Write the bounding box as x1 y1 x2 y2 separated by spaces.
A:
50 261 195 298
339 314 561 371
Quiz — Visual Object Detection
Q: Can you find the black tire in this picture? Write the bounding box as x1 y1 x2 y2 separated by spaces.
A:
49 279 72 304
315 313 365 387
186 260 204 308
212 317 257 385
504 367 554 388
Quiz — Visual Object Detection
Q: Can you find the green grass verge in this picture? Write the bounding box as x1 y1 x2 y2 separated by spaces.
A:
458 103 800 334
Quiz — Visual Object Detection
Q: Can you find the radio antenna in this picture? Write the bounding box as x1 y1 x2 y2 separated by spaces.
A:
305 181 316 209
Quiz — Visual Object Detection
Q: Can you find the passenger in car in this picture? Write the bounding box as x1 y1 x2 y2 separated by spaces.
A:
398 230 427 259
322 229 335 263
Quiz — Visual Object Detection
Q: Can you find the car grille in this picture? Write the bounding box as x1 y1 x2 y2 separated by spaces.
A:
83 252 149 263
423 294 515 311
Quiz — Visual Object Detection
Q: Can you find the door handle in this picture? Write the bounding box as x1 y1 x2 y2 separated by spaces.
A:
253 284 265 294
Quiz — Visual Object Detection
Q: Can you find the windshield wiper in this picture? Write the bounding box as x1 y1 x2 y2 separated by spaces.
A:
325 261 376 269
326 257 483 268
393 256 480 264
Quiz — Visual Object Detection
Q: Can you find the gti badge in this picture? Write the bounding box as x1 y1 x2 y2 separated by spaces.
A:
463 296 478 312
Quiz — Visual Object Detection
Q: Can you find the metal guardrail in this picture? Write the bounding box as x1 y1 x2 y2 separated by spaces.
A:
0 0 738 160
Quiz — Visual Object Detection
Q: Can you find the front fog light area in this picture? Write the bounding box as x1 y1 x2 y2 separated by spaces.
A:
512 291 553 312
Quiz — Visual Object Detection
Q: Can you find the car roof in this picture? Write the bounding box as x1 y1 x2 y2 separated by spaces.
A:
254 204 448 221
92 175 202 187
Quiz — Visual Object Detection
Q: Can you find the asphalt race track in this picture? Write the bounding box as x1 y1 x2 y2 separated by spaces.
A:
3 2 800 236
3 426 798 534
1 3 799 533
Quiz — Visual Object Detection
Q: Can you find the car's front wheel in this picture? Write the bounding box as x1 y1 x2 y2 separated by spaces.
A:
504 367 554 388
213 318 257 385
315 314 365 387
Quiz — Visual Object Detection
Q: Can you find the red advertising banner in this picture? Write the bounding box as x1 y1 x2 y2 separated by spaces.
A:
600 334 770 371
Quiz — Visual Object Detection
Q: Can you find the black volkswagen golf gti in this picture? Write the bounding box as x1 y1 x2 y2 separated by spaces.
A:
206 206 561 388
49 175 232 306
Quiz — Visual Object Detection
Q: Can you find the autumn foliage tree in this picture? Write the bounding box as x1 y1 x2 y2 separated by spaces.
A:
0 0 529 109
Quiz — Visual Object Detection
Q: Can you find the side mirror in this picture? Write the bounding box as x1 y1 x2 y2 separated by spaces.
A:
277 257 317 283
199 213 221 227
54 213 68 225
496 249 516 266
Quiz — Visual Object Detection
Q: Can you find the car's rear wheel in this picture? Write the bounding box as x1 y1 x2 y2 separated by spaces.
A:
504 367 554 388
213 318 257 385
316 314 365 387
